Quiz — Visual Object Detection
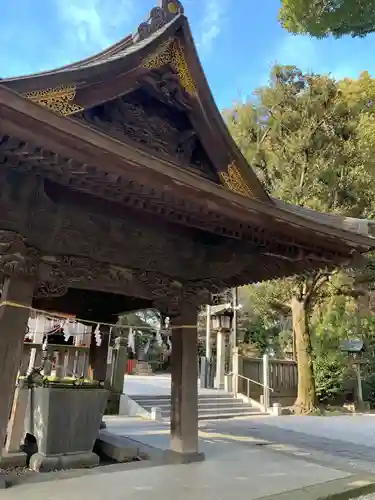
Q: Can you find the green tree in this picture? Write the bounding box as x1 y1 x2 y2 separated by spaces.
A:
117 309 161 354
226 66 375 413
239 315 281 357
279 0 375 38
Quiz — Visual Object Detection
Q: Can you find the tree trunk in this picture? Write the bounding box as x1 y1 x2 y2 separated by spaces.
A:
291 296 317 414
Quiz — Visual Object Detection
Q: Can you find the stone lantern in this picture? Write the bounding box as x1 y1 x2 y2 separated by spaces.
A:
340 339 366 408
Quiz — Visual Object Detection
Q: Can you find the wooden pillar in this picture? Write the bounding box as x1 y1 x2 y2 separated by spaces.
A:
107 335 128 414
170 305 202 458
89 325 110 384
0 275 35 455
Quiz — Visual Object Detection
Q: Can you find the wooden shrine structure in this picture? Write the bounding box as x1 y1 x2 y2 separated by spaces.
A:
0 0 375 461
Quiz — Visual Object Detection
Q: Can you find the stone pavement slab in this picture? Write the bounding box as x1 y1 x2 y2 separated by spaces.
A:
254 415 375 447
197 415 375 480
103 415 171 450
4 416 375 499
1 443 368 500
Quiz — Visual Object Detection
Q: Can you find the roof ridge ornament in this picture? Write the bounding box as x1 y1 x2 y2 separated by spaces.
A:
134 1 184 42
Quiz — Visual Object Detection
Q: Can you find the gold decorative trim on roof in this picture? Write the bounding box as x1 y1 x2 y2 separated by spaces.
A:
142 38 197 96
219 162 254 198
23 85 84 117
135 1 184 42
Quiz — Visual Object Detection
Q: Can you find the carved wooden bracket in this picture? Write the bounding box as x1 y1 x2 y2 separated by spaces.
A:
0 231 40 278
142 38 196 97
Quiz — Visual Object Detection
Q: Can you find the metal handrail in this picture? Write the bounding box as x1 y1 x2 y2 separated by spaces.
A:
236 373 274 392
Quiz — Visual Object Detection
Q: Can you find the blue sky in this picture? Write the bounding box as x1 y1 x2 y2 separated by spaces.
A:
1 0 375 110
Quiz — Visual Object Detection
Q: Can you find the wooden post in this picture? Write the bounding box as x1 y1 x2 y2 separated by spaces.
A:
356 362 364 406
170 305 202 458
89 325 110 384
5 385 28 454
107 336 128 414
0 276 35 457
263 353 270 412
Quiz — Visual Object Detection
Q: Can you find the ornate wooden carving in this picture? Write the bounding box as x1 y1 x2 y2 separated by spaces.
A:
35 255 149 299
139 69 192 111
78 97 184 158
34 281 68 299
135 1 184 42
23 85 83 117
154 283 211 317
0 141 356 286
142 38 196 96
0 231 40 277
33 253 212 313
75 93 216 177
219 161 254 198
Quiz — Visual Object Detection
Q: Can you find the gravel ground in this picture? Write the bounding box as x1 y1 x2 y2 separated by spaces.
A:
0 467 36 478
0 467 36 488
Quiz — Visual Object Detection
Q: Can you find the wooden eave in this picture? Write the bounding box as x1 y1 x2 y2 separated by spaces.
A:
1 8 269 202
1 18 181 96
1 83 375 261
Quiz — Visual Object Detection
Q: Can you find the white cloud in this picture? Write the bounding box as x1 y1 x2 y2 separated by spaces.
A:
271 34 362 81
197 0 228 55
275 34 317 71
54 0 136 51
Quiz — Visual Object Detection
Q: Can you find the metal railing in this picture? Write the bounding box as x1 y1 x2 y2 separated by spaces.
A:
232 372 274 412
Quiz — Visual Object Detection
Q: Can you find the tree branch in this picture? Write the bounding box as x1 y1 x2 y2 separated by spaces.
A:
304 270 330 306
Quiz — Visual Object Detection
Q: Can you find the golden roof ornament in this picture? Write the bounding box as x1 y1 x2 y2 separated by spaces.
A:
134 0 184 42
143 38 197 96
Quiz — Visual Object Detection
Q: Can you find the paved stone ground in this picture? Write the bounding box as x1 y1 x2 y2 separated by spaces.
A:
203 415 375 475
0 433 366 500
6 388 375 498
123 374 225 396
123 374 172 396
4 415 375 499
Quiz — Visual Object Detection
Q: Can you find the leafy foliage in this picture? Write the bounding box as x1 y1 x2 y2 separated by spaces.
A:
238 284 293 357
117 309 161 352
226 66 375 215
240 315 280 356
314 352 350 403
226 66 375 412
312 297 356 402
279 0 375 38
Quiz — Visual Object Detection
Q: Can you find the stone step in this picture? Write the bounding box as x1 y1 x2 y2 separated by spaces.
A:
128 392 263 420
131 393 232 400
138 401 250 409
145 406 259 417
130 396 238 403
130 398 243 407
191 411 265 421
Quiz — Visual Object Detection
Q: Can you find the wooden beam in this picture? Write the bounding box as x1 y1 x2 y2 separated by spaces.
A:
0 85 374 252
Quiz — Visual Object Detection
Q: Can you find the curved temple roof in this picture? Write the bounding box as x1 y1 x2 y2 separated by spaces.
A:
2 0 268 201
1 0 375 250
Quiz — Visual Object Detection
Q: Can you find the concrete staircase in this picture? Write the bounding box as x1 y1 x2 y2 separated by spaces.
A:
132 361 153 376
128 393 265 420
